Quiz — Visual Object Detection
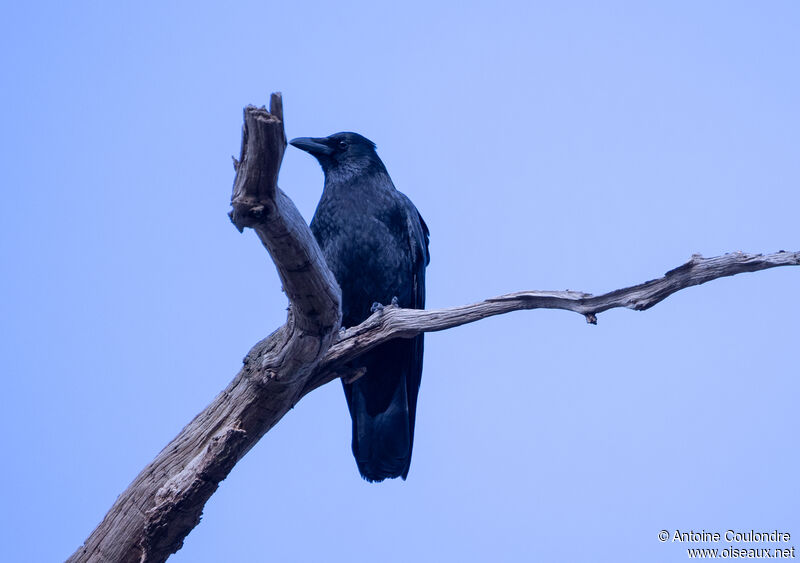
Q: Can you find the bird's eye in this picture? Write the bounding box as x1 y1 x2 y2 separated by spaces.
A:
338 140 348 149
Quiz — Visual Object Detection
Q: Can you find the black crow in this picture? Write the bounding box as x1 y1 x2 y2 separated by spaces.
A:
290 132 430 482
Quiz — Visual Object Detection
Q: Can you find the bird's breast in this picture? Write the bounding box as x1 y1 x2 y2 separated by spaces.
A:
311 193 415 326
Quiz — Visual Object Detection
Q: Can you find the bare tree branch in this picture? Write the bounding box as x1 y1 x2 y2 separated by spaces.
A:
299 250 799 395
68 94 341 563
229 96 341 332
68 92 799 562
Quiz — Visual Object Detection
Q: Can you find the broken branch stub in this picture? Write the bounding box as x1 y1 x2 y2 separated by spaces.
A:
229 93 287 232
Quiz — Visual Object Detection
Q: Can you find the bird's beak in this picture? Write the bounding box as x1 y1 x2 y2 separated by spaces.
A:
289 137 333 156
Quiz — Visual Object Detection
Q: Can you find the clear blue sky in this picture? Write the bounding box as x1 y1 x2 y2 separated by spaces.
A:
1 2 798 561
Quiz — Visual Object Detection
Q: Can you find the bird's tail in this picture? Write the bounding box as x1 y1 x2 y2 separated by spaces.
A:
344 335 423 482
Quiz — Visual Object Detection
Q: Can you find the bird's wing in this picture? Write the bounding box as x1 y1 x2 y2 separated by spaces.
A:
397 192 430 271
397 193 429 472
418 213 431 266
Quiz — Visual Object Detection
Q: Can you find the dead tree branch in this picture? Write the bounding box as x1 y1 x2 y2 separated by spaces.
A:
68 94 341 563
301 250 799 395
68 93 799 562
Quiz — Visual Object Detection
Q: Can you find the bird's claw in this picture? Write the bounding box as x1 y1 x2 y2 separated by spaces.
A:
371 297 400 314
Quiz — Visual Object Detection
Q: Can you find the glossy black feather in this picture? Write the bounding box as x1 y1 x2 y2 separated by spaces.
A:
292 132 429 482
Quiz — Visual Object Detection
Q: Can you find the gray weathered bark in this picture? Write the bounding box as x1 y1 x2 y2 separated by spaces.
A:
67 93 800 562
67 94 342 563
300 249 800 395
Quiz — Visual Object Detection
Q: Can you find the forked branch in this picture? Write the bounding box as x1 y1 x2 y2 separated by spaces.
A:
68 93 799 563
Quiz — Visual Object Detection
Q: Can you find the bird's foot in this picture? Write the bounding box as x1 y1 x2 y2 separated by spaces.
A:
371 297 400 314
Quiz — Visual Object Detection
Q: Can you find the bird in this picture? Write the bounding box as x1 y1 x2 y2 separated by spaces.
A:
290 132 430 482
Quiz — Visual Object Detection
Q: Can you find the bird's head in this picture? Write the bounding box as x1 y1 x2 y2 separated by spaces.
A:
290 132 382 176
